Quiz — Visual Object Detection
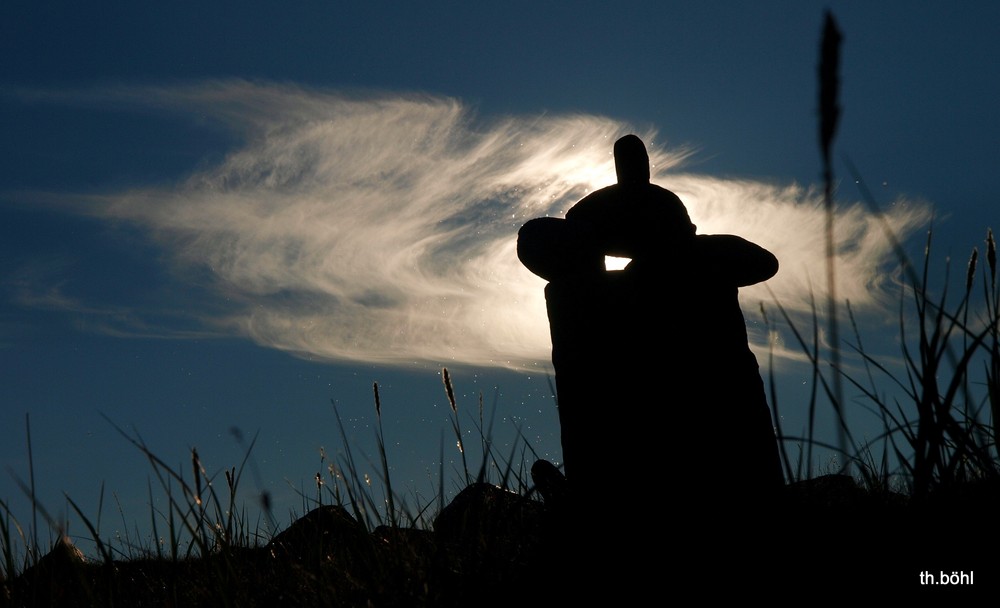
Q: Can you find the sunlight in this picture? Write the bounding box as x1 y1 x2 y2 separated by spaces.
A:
604 256 631 271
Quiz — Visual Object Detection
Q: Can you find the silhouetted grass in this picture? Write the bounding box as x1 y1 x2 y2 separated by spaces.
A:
765 10 998 498
2 369 543 606
766 227 999 492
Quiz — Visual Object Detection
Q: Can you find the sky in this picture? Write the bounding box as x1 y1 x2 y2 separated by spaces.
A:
2 2 998 556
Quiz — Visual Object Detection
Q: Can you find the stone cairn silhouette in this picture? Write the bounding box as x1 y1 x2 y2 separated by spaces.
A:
518 135 783 506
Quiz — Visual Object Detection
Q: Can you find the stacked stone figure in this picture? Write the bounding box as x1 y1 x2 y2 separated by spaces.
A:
518 135 783 502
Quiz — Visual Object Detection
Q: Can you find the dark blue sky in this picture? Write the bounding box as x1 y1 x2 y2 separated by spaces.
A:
2 2 998 554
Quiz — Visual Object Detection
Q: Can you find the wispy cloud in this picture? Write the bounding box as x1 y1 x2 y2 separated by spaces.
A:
22 81 932 369
671 175 932 312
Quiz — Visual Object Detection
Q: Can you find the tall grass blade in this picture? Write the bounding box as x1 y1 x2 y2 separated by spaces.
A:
64 494 112 566
818 10 848 470
373 381 397 526
761 303 795 482
442 368 470 484
24 414 39 564
1 498 27 582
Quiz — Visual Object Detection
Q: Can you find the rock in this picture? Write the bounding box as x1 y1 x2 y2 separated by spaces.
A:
783 474 869 510
13 535 89 606
432 483 544 606
266 504 372 565
20 534 87 577
433 483 543 548
782 473 909 515
530 459 568 509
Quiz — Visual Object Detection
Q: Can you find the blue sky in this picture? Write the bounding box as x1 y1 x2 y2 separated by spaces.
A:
2 2 998 553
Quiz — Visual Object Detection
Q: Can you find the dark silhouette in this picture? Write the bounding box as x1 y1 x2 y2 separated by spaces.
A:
519 135 696 281
518 135 783 504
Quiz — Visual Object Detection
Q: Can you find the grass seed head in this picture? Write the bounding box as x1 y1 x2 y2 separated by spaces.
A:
967 248 978 293
442 368 457 414
987 228 996 282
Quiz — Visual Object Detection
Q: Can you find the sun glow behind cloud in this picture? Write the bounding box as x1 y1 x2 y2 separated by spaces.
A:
43 81 931 370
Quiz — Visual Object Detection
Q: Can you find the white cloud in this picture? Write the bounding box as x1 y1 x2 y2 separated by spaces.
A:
58 81 930 370
671 176 932 313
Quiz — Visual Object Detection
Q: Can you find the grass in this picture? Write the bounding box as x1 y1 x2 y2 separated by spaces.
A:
2 369 544 606
766 11 998 496
4 11 1000 603
765 227 1000 492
